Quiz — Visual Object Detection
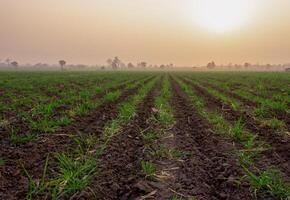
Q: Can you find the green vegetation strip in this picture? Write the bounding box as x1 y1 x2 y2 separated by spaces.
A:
0 73 152 139
6 76 154 146
174 76 290 199
140 75 174 177
140 75 182 194
154 75 175 128
23 76 158 200
183 76 287 132
185 73 289 120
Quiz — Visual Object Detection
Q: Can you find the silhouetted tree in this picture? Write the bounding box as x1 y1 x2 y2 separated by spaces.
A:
207 61 216 69
244 62 251 69
59 60 66 70
5 58 11 67
112 57 121 70
138 62 147 68
11 61 18 69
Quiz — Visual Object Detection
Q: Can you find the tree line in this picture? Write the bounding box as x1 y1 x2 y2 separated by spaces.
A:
0 57 175 70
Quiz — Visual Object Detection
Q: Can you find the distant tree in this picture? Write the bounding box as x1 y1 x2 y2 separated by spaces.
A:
244 62 251 69
112 57 121 70
207 61 216 69
59 60 66 70
11 61 18 69
5 58 11 67
127 63 135 69
139 62 147 68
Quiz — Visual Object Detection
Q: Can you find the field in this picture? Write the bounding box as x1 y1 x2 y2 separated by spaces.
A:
0 71 289 200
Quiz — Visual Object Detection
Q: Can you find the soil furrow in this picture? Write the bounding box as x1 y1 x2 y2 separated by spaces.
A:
197 80 290 127
168 77 252 200
0 77 154 200
198 80 258 108
180 77 290 180
92 76 149 100
77 79 162 200
0 76 150 141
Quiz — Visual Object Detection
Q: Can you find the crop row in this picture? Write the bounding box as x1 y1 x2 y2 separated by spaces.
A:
0 71 289 200
0 74 161 199
173 75 290 199
177 72 290 131
0 72 156 143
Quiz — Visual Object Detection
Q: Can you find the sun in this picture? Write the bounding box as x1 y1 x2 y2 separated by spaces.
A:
193 0 256 33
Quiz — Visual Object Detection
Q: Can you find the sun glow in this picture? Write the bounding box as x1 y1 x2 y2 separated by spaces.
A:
193 0 257 33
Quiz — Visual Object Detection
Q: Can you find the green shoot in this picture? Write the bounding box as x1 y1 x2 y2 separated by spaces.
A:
0 158 5 166
230 118 245 141
141 161 156 178
142 130 160 143
23 155 49 200
103 91 121 102
244 168 290 199
50 153 97 198
265 118 285 130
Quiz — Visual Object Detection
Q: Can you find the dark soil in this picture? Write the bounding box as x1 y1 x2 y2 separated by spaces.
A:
180 78 290 181
165 78 253 200
0 78 153 200
92 77 147 100
75 79 162 200
1 74 288 200
0 76 151 142
200 81 258 108
198 80 290 128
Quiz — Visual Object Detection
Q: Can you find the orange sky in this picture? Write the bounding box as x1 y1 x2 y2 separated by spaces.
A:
0 0 290 66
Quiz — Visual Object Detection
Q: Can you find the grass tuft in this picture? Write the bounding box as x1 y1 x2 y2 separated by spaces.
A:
103 91 121 102
244 168 290 199
230 118 245 141
0 158 5 166
23 155 49 200
150 144 183 159
50 153 97 198
265 118 285 130
142 130 160 143
141 161 156 178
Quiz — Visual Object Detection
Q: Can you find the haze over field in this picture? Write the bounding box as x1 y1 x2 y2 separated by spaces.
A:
1 0 290 66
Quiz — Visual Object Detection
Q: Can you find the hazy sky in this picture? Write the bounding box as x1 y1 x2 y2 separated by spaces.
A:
0 0 290 66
